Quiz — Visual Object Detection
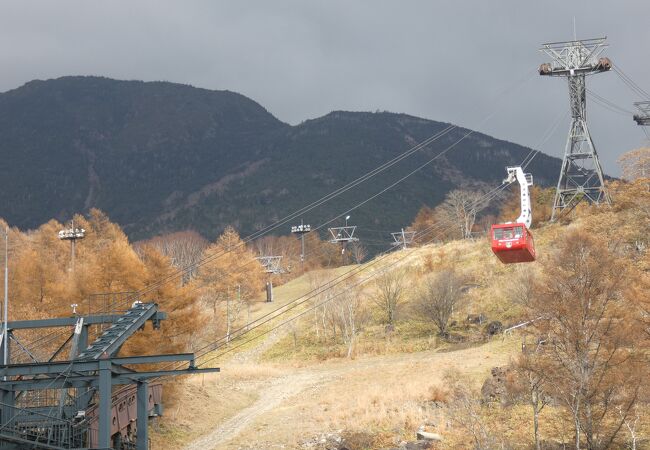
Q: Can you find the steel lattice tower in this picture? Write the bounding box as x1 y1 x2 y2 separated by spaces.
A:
539 37 612 220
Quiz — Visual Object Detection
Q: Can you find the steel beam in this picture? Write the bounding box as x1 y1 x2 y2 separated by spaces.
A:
137 381 148 450
1 367 220 390
98 360 111 449
1 353 196 377
7 315 122 330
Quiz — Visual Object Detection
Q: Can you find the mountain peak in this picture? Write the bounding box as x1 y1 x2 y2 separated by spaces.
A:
0 76 560 241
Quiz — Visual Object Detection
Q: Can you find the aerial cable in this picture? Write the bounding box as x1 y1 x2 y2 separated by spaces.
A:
125 124 458 301
612 64 650 100
586 88 635 114
521 109 569 170
180 106 568 364
194 184 514 366
185 180 513 364
125 69 538 301
21 69 537 359
150 181 510 377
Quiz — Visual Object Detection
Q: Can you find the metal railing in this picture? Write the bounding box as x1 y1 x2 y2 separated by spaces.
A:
0 401 86 449
83 291 140 316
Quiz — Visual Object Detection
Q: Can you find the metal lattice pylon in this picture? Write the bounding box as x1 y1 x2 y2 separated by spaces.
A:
256 256 284 274
539 37 612 220
328 226 359 244
391 229 415 250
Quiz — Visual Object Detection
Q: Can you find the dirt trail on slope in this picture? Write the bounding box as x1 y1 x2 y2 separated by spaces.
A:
182 369 329 450
182 338 516 450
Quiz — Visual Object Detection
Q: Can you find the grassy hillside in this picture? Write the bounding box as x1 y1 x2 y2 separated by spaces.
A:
156 179 650 449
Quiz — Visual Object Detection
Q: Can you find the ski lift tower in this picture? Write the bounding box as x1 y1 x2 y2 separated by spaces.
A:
328 215 359 254
256 256 284 302
633 101 650 126
391 229 416 250
58 219 86 272
539 37 612 220
291 220 311 271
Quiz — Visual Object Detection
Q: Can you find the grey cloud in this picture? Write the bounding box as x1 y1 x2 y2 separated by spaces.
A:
1 0 648 175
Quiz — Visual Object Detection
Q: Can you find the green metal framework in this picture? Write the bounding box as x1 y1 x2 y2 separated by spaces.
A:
0 295 218 449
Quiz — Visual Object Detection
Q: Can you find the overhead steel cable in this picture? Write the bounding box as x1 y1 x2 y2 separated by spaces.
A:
177 179 513 366
18 69 536 364
586 88 635 114
586 90 635 117
27 84 530 363
612 64 650 100
120 125 458 300
193 184 514 367
149 150 537 377
117 69 538 302
181 102 565 366
153 177 515 370
521 108 569 170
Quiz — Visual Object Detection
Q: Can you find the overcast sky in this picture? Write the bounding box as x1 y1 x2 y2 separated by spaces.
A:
1 1 648 176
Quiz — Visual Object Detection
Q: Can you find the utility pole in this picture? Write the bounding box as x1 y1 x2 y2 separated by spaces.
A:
291 220 311 271
539 37 612 219
58 219 86 272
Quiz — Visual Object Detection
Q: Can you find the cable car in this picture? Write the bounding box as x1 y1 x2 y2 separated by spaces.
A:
490 166 536 264
491 223 535 263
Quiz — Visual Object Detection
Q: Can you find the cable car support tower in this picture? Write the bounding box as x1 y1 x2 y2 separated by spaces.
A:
539 37 612 220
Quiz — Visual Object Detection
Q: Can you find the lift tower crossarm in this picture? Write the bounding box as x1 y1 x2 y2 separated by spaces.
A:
504 166 533 229
633 101 650 126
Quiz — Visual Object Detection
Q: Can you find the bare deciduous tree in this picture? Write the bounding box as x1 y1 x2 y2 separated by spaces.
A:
515 342 549 450
308 270 337 342
618 147 650 181
436 189 487 239
373 269 408 325
146 230 207 285
445 372 503 450
522 230 645 450
349 241 367 264
333 282 367 358
416 269 465 336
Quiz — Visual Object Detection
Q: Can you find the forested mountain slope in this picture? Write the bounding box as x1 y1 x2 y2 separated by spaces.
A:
0 76 561 240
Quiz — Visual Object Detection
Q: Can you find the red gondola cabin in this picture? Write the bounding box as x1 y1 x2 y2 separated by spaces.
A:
490 223 536 264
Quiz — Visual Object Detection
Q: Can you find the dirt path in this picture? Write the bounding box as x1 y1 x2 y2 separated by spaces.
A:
182 370 328 450
181 337 516 450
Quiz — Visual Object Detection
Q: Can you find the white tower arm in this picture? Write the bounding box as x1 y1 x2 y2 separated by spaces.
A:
504 166 533 229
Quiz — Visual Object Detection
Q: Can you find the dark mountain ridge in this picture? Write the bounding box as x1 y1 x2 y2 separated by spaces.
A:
0 76 561 242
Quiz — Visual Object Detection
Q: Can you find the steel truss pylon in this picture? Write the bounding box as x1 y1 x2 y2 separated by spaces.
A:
539 37 612 220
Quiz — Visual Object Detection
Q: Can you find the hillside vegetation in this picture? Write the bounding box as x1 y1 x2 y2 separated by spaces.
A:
154 175 650 449
2 136 647 448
